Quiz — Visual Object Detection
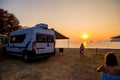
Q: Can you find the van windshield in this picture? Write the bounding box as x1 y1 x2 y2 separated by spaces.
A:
36 33 54 43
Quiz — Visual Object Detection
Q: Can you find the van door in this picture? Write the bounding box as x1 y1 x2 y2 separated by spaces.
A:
36 33 47 54
46 35 55 53
36 33 55 54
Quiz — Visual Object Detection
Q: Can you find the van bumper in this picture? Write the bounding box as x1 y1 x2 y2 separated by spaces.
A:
26 51 55 58
35 52 55 58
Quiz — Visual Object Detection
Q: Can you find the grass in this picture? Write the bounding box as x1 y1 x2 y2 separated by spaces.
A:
0 48 120 80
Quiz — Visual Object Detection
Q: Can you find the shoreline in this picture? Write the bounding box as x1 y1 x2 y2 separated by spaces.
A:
56 47 120 50
56 48 120 55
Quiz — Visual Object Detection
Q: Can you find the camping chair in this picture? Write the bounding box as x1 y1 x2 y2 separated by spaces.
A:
102 72 120 80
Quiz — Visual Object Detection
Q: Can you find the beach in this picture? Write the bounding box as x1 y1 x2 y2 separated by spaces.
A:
0 48 120 80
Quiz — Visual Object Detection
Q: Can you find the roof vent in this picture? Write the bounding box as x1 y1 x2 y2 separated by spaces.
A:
35 23 48 29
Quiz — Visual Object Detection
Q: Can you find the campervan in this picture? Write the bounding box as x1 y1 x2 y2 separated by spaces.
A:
6 23 56 62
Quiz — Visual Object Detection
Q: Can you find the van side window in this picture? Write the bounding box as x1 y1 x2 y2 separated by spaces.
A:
10 34 26 43
36 33 47 43
47 35 54 43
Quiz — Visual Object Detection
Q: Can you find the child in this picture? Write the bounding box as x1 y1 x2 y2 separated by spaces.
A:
97 52 120 80
80 43 84 55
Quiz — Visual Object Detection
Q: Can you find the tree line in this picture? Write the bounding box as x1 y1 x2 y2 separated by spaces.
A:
0 8 22 35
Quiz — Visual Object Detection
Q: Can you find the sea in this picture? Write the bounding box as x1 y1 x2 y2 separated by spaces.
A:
56 40 120 49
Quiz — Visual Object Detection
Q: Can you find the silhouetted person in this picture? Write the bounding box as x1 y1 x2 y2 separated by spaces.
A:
80 43 84 55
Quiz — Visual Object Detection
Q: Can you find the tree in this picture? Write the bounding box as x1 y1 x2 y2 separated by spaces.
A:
0 8 21 34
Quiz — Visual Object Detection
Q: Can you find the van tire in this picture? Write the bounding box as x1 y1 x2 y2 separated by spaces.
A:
23 54 29 63
2 47 7 54
43 56 50 60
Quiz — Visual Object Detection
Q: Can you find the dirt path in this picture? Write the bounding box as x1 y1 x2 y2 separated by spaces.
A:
0 48 101 80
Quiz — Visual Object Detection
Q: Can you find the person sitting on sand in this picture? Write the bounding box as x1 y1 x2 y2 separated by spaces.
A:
80 43 85 55
97 52 120 80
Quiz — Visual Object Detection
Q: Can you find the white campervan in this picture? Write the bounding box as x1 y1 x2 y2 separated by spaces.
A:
6 23 56 62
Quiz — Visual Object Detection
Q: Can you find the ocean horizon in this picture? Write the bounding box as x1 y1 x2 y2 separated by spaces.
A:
56 41 120 49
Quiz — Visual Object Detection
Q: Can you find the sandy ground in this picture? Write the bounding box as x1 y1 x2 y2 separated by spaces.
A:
0 48 120 80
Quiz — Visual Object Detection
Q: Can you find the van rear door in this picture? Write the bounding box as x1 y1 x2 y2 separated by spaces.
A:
46 35 55 53
36 33 55 54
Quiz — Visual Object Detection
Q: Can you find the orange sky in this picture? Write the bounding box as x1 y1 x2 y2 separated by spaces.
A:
0 0 120 42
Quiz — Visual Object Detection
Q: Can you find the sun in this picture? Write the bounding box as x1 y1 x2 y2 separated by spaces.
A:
82 34 88 40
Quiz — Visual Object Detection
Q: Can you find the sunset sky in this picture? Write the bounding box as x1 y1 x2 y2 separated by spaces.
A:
0 0 120 42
